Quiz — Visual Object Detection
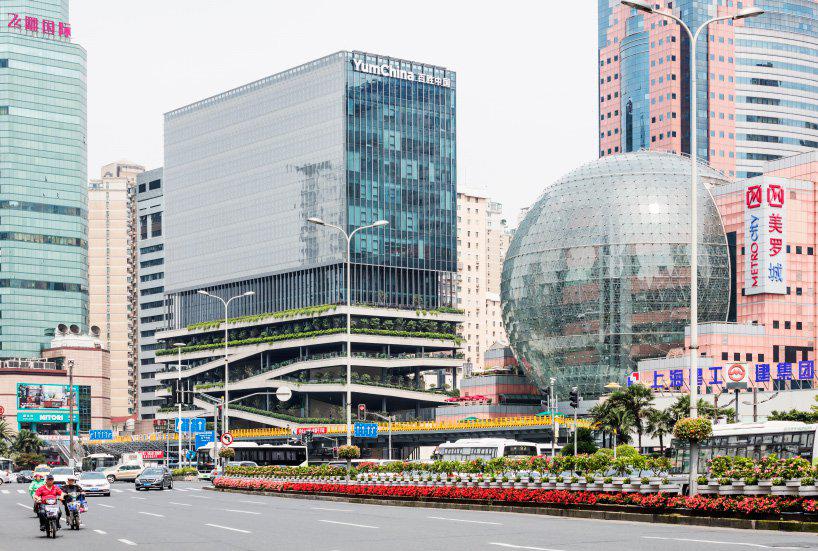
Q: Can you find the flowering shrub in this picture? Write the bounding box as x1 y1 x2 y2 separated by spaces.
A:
212 477 818 516
338 445 361 460
673 418 713 441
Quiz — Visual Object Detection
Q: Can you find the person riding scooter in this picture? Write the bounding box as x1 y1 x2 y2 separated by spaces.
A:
28 472 45 514
33 474 63 532
61 475 86 517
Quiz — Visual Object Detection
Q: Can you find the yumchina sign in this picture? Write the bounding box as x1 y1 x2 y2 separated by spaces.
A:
745 179 787 295
6 13 71 39
351 59 452 88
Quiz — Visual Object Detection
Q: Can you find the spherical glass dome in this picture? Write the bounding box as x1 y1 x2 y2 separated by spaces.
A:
501 152 730 398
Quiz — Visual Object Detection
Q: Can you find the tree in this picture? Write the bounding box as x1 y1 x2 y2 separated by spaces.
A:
590 400 635 446
11 429 43 455
607 384 654 451
668 395 734 424
14 452 46 470
560 428 598 455
0 418 13 443
644 407 674 452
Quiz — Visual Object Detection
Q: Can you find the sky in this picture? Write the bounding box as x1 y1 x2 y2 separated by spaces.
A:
72 0 599 224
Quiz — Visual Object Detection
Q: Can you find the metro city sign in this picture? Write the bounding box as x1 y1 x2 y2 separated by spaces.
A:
6 13 71 39
352 59 452 88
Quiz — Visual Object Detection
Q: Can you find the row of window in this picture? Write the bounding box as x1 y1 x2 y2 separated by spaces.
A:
140 243 163 255
140 257 163 269
140 271 163 283
742 245 814 256
137 179 161 193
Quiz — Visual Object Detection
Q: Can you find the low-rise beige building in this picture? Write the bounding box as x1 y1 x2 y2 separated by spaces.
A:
0 331 111 434
88 161 144 426
457 191 513 373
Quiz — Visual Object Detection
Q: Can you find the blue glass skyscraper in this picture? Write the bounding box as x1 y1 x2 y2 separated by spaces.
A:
0 1 88 357
164 51 457 327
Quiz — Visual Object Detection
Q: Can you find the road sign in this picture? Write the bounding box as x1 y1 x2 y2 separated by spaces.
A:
0 405 4 415
354 422 378 438
176 418 206 433
195 432 215 449
275 387 292 402
220 432 234 446
294 426 327 435
186 450 197 461
89 429 113 441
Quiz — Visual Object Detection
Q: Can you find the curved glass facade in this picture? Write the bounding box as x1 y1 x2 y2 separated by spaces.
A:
0 2 88 357
501 152 730 397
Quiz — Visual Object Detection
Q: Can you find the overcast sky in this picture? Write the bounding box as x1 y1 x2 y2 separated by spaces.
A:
72 0 599 224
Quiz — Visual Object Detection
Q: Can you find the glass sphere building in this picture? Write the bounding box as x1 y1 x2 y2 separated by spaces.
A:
501 152 731 397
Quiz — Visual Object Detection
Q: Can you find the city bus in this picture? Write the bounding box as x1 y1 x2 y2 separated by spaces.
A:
82 453 117 472
432 438 539 462
196 442 309 478
670 421 818 474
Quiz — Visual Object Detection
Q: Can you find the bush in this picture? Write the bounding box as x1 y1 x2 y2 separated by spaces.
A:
338 445 360 460
219 447 236 460
172 467 198 477
614 444 639 458
14 452 46 470
673 417 713 441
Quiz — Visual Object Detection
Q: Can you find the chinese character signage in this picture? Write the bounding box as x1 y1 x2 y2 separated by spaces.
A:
352 59 452 88
744 178 787 295
641 360 815 390
6 13 71 39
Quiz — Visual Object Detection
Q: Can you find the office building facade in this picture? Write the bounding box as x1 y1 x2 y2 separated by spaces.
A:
164 51 457 326
599 0 818 178
155 52 461 430
88 162 143 424
0 1 87 357
456 191 512 372
135 168 165 422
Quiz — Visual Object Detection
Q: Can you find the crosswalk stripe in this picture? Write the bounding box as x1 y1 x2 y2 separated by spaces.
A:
17 489 25 494
1 489 9 494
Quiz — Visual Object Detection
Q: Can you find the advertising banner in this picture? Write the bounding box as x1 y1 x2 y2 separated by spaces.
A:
17 383 79 423
745 179 787 295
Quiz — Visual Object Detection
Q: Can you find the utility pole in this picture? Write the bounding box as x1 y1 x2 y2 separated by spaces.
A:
753 386 758 422
67 359 75 468
569 387 580 455
549 377 556 458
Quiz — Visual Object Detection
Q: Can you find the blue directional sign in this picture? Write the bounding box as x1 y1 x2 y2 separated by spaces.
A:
354 422 378 438
195 432 215 449
186 450 197 461
89 429 113 441
176 418 206 433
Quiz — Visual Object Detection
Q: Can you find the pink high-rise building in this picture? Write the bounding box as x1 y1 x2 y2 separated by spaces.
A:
599 0 818 179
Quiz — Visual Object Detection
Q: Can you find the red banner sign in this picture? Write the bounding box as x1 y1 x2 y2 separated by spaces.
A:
294 427 327 435
138 450 164 460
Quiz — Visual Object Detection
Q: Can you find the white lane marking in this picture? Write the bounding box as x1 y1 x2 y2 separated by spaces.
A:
1 489 9 494
94 529 107 535
429 516 503 525
204 523 251 534
175 488 188 492
16 502 30 510
311 507 352 512
240 500 264 505
118 539 137 546
112 489 124 493
97 503 114 508
139 511 165 517
223 508 261 515
186 487 202 491
643 537 801 549
169 502 192 507
489 544 566 551
17 489 25 494
318 519 378 529
188 495 210 499
130 496 146 500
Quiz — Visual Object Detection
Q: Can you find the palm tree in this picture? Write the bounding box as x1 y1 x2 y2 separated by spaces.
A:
11 429 43 455
607 384 654 451
0 418 13 443
590 400 635 446
668 395 734 424
644 407 674 452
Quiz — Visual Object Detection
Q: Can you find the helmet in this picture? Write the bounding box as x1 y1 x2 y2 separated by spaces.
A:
33 472 44 479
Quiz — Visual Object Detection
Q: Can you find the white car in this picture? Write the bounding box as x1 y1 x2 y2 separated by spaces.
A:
0 470 15 484
49 466 76 485
78 471 111 496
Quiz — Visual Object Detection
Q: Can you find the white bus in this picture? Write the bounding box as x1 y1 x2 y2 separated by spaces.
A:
196 442 309 478
82 453 117 472
670 421 818 474
432 438 539 462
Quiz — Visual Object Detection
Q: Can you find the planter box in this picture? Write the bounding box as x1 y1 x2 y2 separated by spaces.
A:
785 480 802 488
771 485 799 496
660 484 680 494
799 485 818 497
622 484 639 492
718 485 742 496
602 483 617 492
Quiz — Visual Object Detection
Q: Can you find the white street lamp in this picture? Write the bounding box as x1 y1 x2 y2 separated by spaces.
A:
196 290 255 436
621 0 763 495
308 217 389 445
172 342 186 467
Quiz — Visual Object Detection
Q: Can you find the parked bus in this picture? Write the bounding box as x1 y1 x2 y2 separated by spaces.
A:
196 442 308 479
431 438 539 462
670 421 818 474
82 454 117 472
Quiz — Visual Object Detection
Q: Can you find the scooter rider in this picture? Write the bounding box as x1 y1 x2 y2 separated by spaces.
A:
33 474 63 531
28 472 45 514
61 475 86 516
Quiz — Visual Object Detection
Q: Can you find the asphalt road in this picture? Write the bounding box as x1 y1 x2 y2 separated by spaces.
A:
0 480 816 550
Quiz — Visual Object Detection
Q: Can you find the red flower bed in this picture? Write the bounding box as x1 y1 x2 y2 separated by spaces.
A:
212 477 817 516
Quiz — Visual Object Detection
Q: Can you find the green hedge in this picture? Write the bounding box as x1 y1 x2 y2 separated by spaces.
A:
186 304 338 332
172 467 198 477
230 404 343 425
157 328 459 356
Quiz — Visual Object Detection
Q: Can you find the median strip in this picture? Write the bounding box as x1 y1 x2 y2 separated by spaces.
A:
205 523 251 534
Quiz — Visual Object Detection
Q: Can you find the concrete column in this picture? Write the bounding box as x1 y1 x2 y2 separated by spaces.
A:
414 367 420 389
381 397 387 413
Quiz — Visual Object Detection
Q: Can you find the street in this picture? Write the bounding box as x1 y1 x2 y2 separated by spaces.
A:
0 481 816 550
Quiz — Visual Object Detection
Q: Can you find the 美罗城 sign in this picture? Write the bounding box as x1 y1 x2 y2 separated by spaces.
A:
745 178 787 295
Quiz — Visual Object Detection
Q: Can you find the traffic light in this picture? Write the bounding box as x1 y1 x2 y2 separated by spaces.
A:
569 387 580 409
173 380 184 405
184 381 194 406
358 403 366 420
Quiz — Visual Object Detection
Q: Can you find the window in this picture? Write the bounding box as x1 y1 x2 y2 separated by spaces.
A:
759 354 765 362
785 321 791 329
140 258 164 269
773 321 779 328
733 352 740 361
746 353 753 361
138 184 146 193
796 287 803 296
809 247 814 256
140 244 164 255
0 106 8 115
797 322 803 330
0 59 7 68
796 246 803 254
139 215 148 240
148 179 161 190
721 352 728 360
150 212 162 237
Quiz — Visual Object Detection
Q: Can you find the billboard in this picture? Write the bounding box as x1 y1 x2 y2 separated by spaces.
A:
744 178 787 295
17 383 79 423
